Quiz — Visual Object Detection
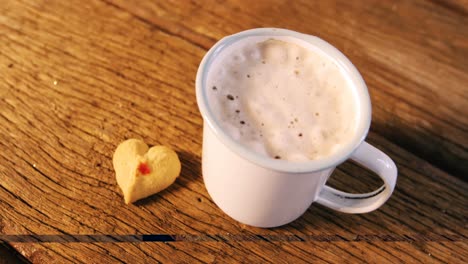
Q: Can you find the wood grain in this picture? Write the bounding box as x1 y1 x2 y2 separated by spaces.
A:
107 0 468 177
0 0 466 263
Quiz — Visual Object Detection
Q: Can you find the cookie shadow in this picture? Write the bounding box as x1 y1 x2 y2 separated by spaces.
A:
178 150 202 181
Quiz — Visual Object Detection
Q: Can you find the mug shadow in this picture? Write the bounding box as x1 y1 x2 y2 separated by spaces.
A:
178 150 202 182
371 120 465 179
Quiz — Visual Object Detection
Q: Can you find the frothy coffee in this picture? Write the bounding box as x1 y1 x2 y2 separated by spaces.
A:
206 36 358 161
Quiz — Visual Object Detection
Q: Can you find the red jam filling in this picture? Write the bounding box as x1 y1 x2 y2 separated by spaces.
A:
137 162 151 175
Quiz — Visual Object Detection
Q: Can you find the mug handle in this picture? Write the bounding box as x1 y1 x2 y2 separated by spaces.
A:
316 141 397 213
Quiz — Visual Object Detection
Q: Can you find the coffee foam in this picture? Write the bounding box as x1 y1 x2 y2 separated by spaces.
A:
207 36 358 161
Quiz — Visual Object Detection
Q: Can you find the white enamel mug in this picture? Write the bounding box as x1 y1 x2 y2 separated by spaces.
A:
195 28 397 228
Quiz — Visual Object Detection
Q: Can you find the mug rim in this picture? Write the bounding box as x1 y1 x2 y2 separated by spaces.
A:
196 28 371 173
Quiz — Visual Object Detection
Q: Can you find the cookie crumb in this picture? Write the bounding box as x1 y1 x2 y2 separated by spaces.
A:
240 120 245 125
212 86 217 91
227 94 235 100
274 156 281 159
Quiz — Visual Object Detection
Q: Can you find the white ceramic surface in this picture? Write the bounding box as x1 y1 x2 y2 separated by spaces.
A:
196 28 398 228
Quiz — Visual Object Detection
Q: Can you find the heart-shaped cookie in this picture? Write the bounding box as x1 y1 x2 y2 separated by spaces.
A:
113 139 181 204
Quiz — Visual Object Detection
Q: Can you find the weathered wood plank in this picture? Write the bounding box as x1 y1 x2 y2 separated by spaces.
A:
106 0 468 177
0 0 466 263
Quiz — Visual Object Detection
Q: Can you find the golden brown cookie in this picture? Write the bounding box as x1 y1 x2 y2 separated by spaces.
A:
113 139 181 204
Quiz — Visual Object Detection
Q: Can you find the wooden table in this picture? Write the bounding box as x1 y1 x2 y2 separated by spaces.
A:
1 0 466 263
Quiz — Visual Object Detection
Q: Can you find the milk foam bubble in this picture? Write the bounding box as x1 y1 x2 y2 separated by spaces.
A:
207 36 358 161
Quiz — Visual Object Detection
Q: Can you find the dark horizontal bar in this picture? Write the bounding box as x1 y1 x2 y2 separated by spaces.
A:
0 234 464 243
